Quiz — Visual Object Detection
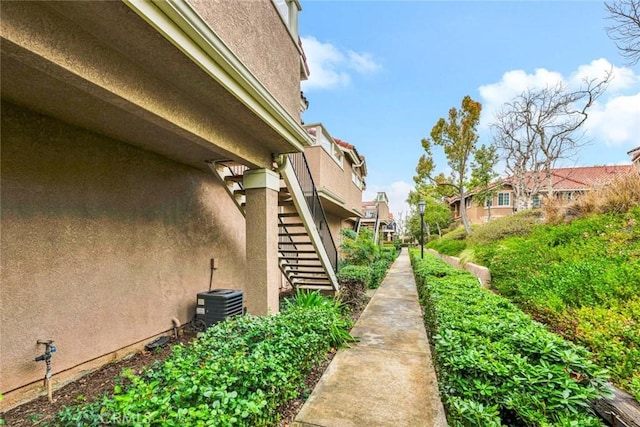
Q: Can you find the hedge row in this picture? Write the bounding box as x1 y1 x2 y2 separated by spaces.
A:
411 250 610 426
50 302 353 426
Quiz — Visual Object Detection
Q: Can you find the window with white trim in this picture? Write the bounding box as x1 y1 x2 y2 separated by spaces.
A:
497 192 511 207
352 170 364 190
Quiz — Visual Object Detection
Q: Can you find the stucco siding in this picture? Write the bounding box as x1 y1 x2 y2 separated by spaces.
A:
304 146 362 212
190 0 301 120
1 103 247 394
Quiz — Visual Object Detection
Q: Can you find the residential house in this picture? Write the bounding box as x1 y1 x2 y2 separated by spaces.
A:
449 165 634 224
1 0 340 409
359 192 394 244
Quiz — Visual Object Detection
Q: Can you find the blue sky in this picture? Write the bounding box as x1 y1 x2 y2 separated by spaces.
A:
298 1 640 217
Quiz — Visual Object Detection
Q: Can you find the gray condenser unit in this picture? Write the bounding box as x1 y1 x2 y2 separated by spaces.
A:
196 289 244 327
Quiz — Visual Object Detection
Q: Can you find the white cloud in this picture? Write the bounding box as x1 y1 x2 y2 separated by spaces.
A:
364 181 413 219
478 59 640 147
569 58 638 92
301 36 381 91
586 93 640 146
347 51 381 74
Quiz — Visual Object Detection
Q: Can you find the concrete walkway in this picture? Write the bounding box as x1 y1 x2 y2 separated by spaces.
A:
293 249 447 427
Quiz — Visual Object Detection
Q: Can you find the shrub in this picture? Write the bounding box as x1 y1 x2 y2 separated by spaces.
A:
544 171 640 224
369 259 391 289
426 226 469 256
339 228 397 290
338 264 371 284
50 298 353 427
338 265 370 309
466 209 542 247
426 238 467 256
411 250 610 426
340 228 378 265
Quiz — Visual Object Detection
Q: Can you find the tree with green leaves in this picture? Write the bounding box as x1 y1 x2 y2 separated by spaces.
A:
414 95 482 235
469 144 500 221
407 184 452 242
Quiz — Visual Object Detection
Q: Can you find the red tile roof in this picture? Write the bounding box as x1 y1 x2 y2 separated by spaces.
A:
511 165 633 191
450 165 633 204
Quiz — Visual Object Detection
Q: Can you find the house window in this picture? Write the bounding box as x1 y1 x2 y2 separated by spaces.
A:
532 195 541 208
273 0 299 39
497 192 511 207
352 170 364 190
465 197 472 209
566 192 573 201
316 131 343 168
485 198 493 208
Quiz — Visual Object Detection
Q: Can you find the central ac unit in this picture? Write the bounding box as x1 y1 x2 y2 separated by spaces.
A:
195 289 244 327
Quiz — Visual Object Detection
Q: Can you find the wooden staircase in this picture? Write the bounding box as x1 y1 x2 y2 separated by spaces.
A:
208 158 338 292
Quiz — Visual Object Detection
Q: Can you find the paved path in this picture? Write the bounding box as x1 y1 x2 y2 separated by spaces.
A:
293 249 447 427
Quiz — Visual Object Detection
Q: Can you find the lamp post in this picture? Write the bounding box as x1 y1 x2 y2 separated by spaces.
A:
418 200 426 259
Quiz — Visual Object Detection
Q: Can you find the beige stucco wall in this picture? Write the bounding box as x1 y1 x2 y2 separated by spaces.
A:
190 0 301 120
453 187 515 224
304 146 363 214
0 102 248 396
377 201 390 223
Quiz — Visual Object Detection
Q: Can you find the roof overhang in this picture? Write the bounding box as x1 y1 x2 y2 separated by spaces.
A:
1 0 311 170
317 187 363 219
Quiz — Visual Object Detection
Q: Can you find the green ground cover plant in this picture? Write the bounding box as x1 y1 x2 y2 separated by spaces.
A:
411 250 610 426
47 292 354 427
473 208 640 399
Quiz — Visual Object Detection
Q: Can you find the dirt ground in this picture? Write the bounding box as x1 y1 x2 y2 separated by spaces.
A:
1 300 367 426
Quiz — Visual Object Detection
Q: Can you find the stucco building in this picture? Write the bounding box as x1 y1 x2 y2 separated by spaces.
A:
1 0 358 410
449 165 634 224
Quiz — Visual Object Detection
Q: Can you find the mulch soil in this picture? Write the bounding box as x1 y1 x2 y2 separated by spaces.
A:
1 298 368 427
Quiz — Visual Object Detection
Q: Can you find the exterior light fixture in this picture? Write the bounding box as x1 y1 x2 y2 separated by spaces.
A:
418 200 426 259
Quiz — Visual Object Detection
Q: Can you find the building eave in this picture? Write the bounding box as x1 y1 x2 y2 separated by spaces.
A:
124 0 312 152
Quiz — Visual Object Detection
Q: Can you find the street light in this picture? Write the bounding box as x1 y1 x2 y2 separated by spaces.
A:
418 200 426 259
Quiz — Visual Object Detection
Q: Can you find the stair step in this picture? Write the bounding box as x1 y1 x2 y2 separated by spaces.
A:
278 249 317 253
224 175 244 183
281 262 322 267
279 232 308 237
233 189 246 196
278 212 300 218
289 274 329 279
278 222 304 228
284 265 326 271
280 255 319 261
296 284 334 290
278 200 294 206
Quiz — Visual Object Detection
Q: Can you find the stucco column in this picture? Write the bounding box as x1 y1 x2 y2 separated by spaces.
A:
243 168 280 316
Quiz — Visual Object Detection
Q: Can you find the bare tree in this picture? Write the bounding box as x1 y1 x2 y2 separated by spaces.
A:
491 73 611 209
606 0 640 65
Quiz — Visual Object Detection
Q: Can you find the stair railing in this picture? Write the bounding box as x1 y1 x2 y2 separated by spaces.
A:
373 204 380 245
286 152 338 272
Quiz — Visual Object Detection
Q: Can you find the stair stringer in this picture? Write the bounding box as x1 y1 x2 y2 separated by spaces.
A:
276 156 339 292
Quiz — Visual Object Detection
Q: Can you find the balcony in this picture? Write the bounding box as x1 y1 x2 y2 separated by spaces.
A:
302 123 366 220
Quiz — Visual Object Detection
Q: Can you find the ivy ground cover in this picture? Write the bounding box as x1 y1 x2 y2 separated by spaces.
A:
47 296 353 427
411 250 611 426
